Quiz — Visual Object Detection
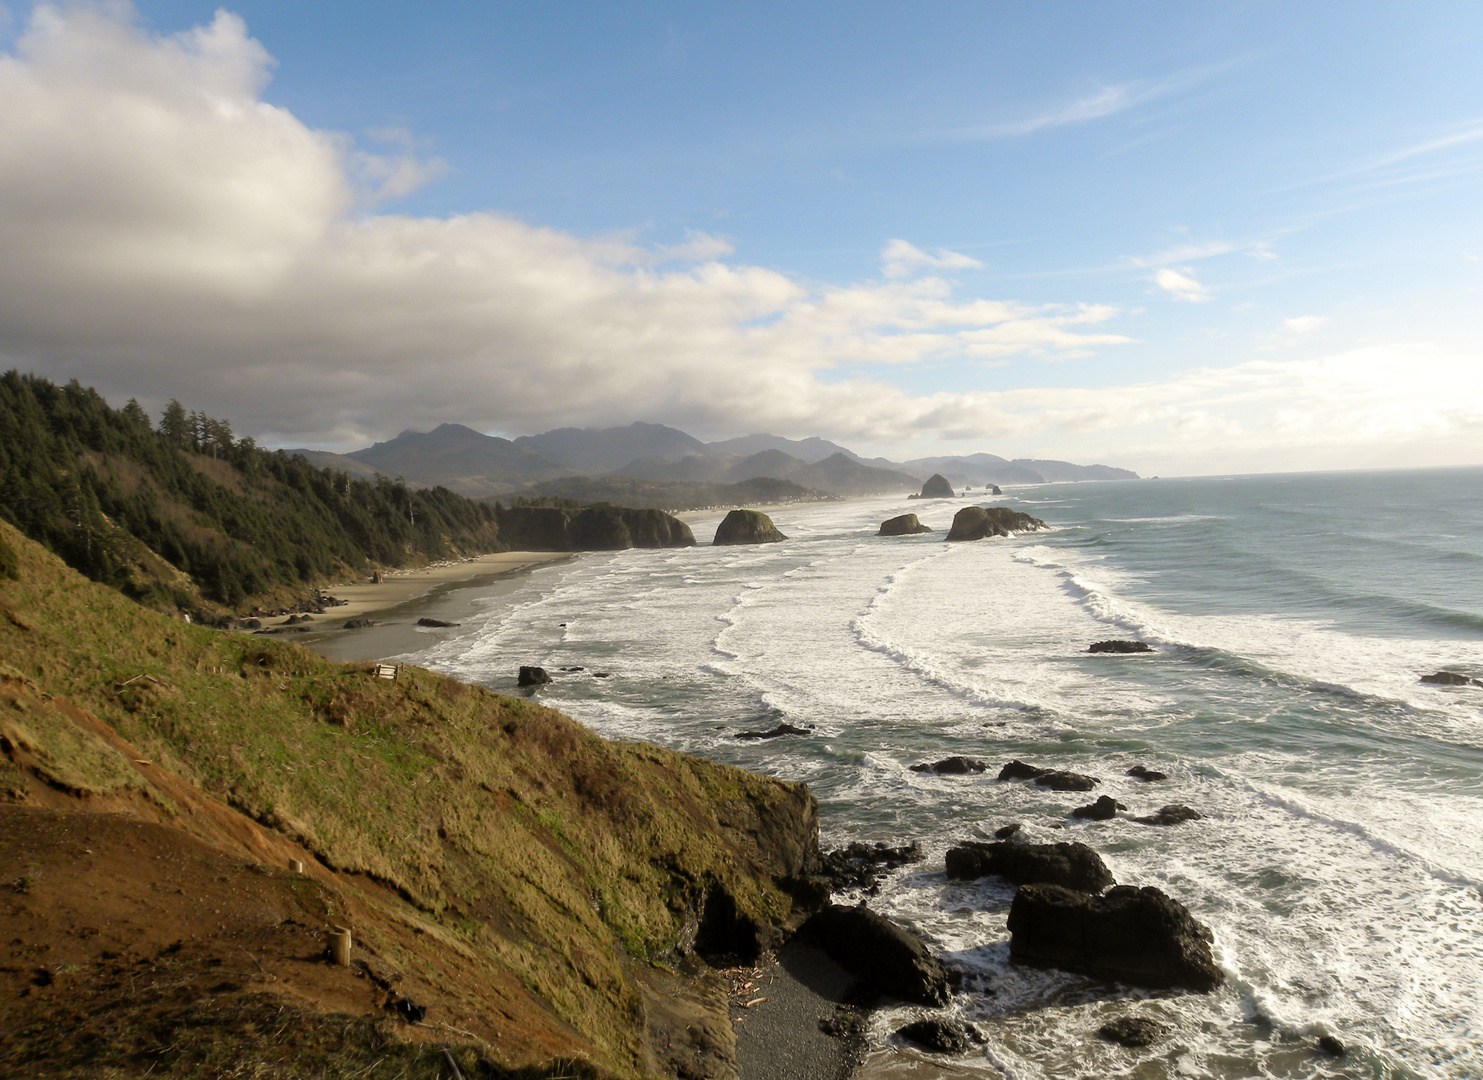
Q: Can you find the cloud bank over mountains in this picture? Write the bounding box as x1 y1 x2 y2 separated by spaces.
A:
0 4 1476 474
0 4 1125 449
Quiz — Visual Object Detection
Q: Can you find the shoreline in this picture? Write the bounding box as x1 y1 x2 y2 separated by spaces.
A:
289 551 574 663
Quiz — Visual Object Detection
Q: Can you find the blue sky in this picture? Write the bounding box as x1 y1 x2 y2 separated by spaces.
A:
0 1 1480 473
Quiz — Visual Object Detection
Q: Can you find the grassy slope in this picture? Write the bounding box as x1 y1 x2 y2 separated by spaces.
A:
0 522 818 1077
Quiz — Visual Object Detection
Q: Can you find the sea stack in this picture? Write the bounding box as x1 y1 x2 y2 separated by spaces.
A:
713 509 787 545
878 513 933 536
946 505 1047 541
916 473 955 498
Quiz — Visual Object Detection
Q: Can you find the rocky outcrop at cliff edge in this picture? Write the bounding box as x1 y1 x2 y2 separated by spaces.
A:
495 503 696 551
912 473 955 499
878 513 933 536
946 505 1047 541
801 903 951 1006
713 509 787 545
1007 883 1223 992
945 840 1115 892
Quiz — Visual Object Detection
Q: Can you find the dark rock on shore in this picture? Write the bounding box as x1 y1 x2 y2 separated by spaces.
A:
1127 764 1168 782
878 513 933 536
1007 883 1223 992
914 474 955 499
239 617 261 629
1135 805 1203 826
801 904 951 1007
1098 1016 1169 1048
517 665 551 686
945 505 1047 541
1071 796 1126 821
342 618 378 629
735 723 810 741
945 840 1115 892
818 842 923 893
1317 1034 1347 1057
896 1017 973 1054
713 509 788 546
1089 639 1153 654
993 823 1023 840
910 757 987 775
1420 671 1482 687
417 617 459 628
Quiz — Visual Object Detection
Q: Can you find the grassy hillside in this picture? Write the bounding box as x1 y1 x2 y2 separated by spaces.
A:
0 521 820 1078
0 372 503 613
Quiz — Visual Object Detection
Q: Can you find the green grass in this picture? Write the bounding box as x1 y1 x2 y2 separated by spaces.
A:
0 520 818 1077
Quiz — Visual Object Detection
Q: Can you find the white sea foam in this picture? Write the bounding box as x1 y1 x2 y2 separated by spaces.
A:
400 482 1483 1080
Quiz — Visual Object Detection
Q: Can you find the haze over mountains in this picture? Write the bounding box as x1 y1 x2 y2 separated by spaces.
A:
287 422 1136 501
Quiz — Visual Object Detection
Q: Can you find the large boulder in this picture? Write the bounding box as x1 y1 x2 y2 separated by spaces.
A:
946 505 1047 541
1071 796 1126 821
917 474 955 499
801 904 951 1006
713 509 787 546
879 513 933 536
944 841 1115 892
1007 883 1223 992
910 757 986 775
517 665 552 687
1135 805 1203 826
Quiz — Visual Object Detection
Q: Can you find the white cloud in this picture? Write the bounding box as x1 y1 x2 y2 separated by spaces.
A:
0 4 1126 447
880 239 983 279
1283 315 1328 334
1153 268 1210 302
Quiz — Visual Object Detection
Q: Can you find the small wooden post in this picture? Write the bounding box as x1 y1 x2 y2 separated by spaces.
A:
329 926 352 966
291 859 304 875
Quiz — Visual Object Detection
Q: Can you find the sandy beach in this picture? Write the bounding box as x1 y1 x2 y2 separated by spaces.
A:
321 551 569 621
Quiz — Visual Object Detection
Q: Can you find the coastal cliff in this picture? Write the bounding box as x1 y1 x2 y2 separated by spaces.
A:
0 522 818 1078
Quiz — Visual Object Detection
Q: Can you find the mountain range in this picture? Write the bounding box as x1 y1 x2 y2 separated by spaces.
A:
286 421 1137 500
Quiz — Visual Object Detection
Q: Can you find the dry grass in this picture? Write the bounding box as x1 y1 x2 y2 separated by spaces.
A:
0 520 818 1077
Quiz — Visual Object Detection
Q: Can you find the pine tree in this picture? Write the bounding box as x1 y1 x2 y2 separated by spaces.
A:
159 400 189 445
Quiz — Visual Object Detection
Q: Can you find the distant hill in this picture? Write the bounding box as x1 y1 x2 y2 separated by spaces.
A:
346 423 567 496
618 449 916 497
277 421 1137 499
704 433 858 464
514 421 707 472
516 474 830 511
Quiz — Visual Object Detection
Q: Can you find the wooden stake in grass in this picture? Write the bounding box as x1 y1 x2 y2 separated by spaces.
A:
291 859 304 874
329 926 352 966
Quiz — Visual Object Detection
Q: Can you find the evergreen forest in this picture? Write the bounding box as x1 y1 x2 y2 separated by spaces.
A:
0 372 501 611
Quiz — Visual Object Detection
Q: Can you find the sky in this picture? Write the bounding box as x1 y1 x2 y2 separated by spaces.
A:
0 1 1480 476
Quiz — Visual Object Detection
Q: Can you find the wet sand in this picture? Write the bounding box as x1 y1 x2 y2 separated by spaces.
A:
289 552 573 664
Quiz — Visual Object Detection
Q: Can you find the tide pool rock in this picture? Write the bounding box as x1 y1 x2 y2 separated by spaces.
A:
945 840 1114 892
1420 671 1482 687
713 509 787 545
1007 883 1223 992
1135 805 1203 826
1034 770 1100 792
879 513 933 536
802 903 951 1006
1127 764 1168 782
946 505 1047 541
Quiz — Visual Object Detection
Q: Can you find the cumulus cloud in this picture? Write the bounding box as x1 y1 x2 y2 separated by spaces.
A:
0 3 1128 447
1153 267 1209 302
880 239 983 279
1282 315 1328 333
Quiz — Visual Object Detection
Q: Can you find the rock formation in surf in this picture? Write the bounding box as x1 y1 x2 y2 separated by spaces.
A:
945 505 1046 541
712 509 787 545
495 504 696 552
1090 639 1153 654
945 840 1115 892
801 903 952 1006
1007 883 1223 992
878 513 933 536
913 473 955 499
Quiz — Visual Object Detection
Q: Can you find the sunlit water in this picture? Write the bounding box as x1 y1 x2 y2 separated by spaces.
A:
399 468 1483 1080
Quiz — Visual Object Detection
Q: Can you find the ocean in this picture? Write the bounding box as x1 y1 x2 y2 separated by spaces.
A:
400 467 1483 1080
